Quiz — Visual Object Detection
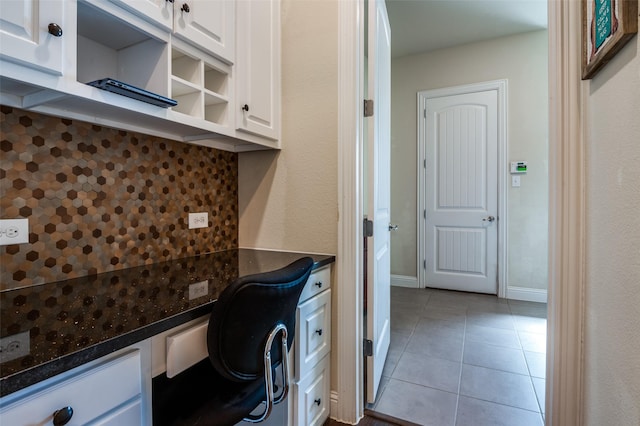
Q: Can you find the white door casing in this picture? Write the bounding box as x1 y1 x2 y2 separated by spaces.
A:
337 2 581 423
418 80 507 296
365 0 391 405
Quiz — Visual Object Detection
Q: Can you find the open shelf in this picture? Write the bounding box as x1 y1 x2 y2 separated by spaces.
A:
76 1 169 97
170 46 230 126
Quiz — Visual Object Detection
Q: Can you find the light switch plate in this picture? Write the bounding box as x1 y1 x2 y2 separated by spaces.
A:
512 175 521 187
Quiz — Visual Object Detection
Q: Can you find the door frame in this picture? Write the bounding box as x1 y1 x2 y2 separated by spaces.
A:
335 0 585 424
417 80 508 297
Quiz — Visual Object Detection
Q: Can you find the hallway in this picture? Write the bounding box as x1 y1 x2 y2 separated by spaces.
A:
369 287 547 426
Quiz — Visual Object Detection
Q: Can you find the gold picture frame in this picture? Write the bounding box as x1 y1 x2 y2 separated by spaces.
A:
582 0 638 79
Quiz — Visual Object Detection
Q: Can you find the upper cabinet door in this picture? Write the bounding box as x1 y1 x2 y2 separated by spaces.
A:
173 0 235 64
108 0 173 31
0 0 66 75
235 0 280 141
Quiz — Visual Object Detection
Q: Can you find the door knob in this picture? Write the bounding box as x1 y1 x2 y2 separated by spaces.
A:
388 224 399 231
482 216 495 222
181 3 190 12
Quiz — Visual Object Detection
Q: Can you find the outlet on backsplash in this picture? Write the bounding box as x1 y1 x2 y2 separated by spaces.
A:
0 219 29 246
188 213 209 229
0 331 30 362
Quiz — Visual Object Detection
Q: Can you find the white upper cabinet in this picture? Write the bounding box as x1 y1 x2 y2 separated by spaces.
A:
0 0 279 152
173 0 235 64
108 0 174 31
0 0 66 74
235 0 280 140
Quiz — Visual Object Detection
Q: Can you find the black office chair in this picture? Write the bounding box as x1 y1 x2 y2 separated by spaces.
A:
153 257 314 426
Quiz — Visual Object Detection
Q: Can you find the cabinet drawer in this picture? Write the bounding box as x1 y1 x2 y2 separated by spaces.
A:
294 355 330 426
299 266 331 304
166 318 209 378
92 398 143 426
295 289 331 380
0 350 142 425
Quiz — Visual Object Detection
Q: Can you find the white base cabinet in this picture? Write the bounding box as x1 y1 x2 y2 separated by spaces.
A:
292 265 332 426
0 341 152 426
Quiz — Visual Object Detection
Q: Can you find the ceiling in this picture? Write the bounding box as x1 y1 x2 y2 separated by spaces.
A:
386 0 548 58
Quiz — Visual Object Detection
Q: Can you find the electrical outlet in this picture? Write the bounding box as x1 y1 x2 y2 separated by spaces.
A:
0 331 30 362
188 212 208 229
189 281 209 300
0 219 29 246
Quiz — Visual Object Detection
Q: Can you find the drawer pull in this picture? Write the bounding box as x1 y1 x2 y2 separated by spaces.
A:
315 329 323 336
314 281 323 288
314 398 321 406
47 23 63 37
52 406 73 425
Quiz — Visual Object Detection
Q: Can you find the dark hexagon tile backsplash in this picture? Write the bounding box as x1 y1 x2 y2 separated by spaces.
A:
0 106 238 290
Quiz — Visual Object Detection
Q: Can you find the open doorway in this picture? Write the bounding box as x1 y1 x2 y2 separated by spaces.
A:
368 1 549 424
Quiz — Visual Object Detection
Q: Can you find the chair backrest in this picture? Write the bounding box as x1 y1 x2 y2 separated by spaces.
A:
207 257 314 382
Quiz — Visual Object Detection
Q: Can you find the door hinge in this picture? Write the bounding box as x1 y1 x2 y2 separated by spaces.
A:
424 108 427 118
363 339 373 357
363 218 373 237
423 159 426 168
423 209 426 219
364 99 374 117
423 259 427 269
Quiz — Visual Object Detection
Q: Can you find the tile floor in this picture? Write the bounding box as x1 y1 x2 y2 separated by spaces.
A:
368 287 547 426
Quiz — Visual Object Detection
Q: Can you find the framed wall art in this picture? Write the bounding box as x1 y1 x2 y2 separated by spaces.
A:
582 0 638 79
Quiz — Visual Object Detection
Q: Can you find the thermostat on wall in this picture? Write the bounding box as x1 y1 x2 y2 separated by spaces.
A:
510 161 528 174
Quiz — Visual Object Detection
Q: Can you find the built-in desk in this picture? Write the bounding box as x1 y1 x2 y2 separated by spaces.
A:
0 249 335 397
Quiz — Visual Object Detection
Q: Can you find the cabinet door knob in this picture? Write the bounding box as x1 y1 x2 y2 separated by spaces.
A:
165 0 174 2
315 328 323 336
242 104 249 112
47 23 63 37
314 398 322 406
181 3 190 13
314 281 323 288
52 406 73 425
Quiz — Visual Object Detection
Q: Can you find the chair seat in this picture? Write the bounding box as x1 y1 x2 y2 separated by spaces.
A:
153 359 266 426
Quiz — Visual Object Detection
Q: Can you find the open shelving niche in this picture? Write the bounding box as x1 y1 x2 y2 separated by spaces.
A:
170 43 231 128
76 1 169 103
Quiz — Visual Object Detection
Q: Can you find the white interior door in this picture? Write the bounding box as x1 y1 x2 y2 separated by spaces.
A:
423 89 498 294
365 0 391 405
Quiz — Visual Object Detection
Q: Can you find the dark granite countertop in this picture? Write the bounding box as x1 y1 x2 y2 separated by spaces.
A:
0 248 335 397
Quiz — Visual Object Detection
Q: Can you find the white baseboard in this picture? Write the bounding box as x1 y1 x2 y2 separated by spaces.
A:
391 274 418 288
507 286 548 303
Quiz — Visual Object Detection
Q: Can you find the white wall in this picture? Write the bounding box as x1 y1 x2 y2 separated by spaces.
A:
390 30 549 292
583 36 640 425
238 0 338 255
